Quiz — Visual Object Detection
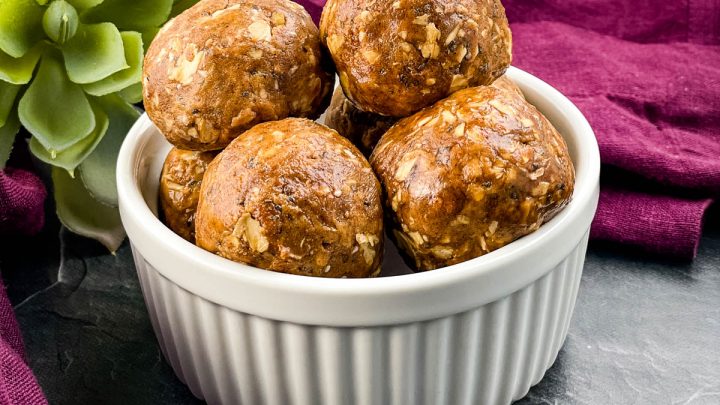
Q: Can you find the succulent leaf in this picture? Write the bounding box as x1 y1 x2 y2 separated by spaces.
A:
43 0 79 45
0 108 20 170
79 94 139 206
140 27 160 52
65 0 104 10
0 0 45 58
0 45 44 85
29 100 109 174
83 31 142 96
117 82 142 103
170 0 200 18
0 81 20 127
62 22 128 84
52 166 126 253
82 0 173 31
19 51 96 154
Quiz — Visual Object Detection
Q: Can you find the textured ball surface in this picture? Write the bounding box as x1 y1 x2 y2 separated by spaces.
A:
371 86 574 270
196 118 384 278
144 0 335 150
320 0 511 117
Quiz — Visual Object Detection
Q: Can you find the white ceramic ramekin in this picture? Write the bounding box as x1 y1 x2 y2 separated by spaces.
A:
117 66 600 405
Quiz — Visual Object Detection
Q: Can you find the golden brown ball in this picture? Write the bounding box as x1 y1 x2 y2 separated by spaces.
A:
143 0 335 151
320 0 511 117
159 148 217 243
195 118 384 278
370 86 574 271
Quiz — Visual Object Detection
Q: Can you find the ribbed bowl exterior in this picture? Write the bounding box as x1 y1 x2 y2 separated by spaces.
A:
131 232 588 405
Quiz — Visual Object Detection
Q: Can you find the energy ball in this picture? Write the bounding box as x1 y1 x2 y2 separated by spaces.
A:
370 86 574 271
320 0 511 117
195 118 384 278
159 148 217 243
143 0 335 151
324 87 397 156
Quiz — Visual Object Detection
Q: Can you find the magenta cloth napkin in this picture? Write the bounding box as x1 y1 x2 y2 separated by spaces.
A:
504 0 720 259
301 0 720 260
301 0 324 24
0 145 47 403
0 279 47 405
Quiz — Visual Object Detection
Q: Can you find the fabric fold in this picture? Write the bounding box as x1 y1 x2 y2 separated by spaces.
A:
591 187 713 259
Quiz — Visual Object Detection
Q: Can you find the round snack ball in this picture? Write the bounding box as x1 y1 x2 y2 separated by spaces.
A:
319 0 511 117
324 87 397 156
143 0 335 151
195 118 384 278
490 74 523 98
159 148 217 243
370 86 574 271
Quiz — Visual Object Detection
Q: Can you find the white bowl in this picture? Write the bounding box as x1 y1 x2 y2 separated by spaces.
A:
117 66 600 405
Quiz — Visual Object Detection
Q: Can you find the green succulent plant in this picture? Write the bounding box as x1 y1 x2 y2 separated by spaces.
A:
0 0 197 251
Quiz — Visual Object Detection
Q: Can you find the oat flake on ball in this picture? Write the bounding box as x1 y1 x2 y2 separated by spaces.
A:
320 0 512 117
143 0 335 151
370 86 574 271
195 118 384 278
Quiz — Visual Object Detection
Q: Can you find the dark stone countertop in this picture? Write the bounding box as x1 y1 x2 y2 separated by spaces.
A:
1 214 719 405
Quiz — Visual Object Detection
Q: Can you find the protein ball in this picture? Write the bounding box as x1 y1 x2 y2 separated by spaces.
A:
195 118 384 278
370 86 574 271
143 0 335 151
324 87 397 156
159 148 217 243
319 0 511 117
